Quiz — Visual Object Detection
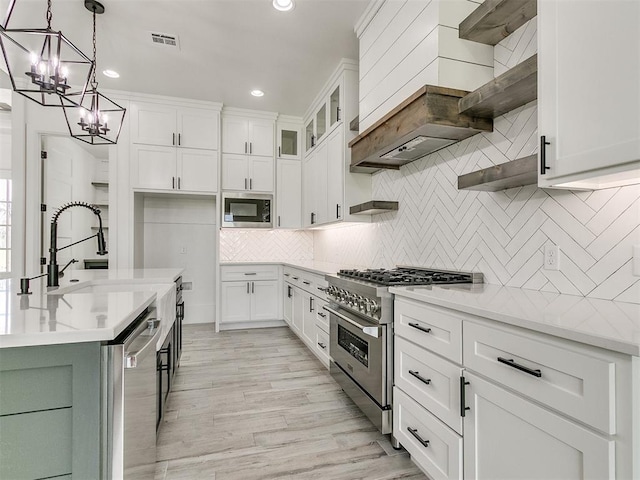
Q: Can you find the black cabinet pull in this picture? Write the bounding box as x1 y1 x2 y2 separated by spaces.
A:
302 281 311 285
407 427 429 447
460 376 470 417
244 141 248 153
310 297 314 312
337 107 341 122
278 215 281 227
409 370 431 385
317 342 326 349
172 176 175 189
318 312 326 318
497 357 542 378
278 146 281 157
172 133 175 146
249 142 253 154
287 285 292 298
408 322 431 334
177 177 181 189
292 276 299 280
246 282 250 294
540 135 551 175
178 133 181 146
311 212 316 225
336 203 340 219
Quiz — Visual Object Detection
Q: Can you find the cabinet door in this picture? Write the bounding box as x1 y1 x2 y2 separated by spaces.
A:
329 84 341 129
248 120 274 157
177 149 218 193
315 104 327 144
463 373 614 480
326 128 343 222
277 123 301 159
311 142 328 225
538 0 640 189
178 108 219 150
305 118 315 152
251 280 279 321
292 286 303 334
131 144 177 190
248 156 274 193
302 153 315 228
283 283 293 325
220 282 251 323
130 102 176 147
302 292 315 346
222 117 249 154
221 153 249 190
276 159 301 229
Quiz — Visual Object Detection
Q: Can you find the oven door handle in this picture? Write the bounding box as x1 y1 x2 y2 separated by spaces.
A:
323 305 381 339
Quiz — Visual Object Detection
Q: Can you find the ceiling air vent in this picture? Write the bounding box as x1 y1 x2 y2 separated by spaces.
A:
149 32 180 49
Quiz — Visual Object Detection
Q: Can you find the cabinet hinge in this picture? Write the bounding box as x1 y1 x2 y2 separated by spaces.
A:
40 204 47 212
41 151 47 159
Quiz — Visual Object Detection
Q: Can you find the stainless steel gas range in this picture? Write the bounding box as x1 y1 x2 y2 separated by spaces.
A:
323 266 483 438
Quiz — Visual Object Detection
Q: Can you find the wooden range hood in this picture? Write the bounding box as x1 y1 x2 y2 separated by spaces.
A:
349 85 493 173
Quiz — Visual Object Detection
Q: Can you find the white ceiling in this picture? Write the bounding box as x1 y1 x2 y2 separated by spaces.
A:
1 0 369 116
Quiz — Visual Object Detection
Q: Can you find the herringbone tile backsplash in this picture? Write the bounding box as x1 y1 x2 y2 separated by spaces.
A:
315 19 640 304
220 229 313 263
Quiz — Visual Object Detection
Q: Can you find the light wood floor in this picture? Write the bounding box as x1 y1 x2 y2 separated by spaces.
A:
155 324 427 480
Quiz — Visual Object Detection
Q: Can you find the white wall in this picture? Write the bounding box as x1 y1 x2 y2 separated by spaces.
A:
314 17 640 304
357 0 493 131
140 194 217 324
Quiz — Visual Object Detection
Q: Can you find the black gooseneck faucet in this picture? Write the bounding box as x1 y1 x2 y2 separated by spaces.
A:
47 201 108 288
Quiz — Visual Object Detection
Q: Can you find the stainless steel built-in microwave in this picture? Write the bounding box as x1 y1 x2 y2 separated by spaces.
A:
221 193 273 228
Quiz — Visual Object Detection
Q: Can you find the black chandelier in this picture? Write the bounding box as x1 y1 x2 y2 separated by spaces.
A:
0 0 94 107
63 0 125 145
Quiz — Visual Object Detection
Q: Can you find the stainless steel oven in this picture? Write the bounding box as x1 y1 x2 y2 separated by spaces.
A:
326 304 392 434
222 193 272 228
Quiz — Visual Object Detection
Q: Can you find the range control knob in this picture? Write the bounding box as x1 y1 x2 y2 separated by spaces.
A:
370 301 380 318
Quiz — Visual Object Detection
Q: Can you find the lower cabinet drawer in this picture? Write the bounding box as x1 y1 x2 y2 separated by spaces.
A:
394 387 462 480
395 298 462 364
314 326 330 368
221 264 279 281
395 336 463 435
464 321 616 434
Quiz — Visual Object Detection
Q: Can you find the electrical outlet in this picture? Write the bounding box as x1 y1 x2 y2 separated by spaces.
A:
544 245 560 271
633 245 640 277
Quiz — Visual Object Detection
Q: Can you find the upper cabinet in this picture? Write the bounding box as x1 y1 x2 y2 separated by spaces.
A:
130 102 219 150
538 0 640 189
130 100 220 193
301 60 372 228
222 116 274 157
221 112 276 192
277 119 302 160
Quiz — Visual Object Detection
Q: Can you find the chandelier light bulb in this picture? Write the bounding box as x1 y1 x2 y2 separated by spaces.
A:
273 0 294 11
29 52 38 65
60 65 69 78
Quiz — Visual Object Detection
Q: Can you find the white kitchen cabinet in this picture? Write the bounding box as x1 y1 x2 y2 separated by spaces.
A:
302 292 316 346
326 128 344 222
277 121 302 160
222 117 274 157
283 283 293 326
221 153 273 192
220 265 281 327
276 159 301 229
130 102 219 150
302 142 328 227
301 61 371 228
463 372 614 479
132 145 218 193
538 0 640 189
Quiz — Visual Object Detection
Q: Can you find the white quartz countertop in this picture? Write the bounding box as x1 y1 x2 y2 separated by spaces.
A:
0 268 183 349
220 260 349 277
390 284 640 356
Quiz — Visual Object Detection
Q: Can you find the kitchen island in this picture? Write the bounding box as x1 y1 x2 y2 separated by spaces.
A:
0 268 183 480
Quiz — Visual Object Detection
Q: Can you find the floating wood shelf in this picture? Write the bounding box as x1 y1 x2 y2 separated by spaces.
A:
458 154 537 191
349 85 493 173
349 201 399 215
459 54 537 119
459 0 537 46
91 182 109 188
349 116 359 132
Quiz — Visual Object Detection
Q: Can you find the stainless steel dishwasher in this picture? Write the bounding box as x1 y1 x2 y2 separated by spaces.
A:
103 308 161 479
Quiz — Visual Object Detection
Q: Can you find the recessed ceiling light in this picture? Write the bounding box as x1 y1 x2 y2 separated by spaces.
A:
251 89 265 97
103 69 120 78
273 0 294 12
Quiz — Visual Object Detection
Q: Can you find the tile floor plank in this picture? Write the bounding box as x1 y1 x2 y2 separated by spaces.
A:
155 324 427 479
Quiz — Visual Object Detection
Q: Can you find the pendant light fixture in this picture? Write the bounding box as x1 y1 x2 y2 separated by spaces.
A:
63 0 125 145
0 0 94 107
